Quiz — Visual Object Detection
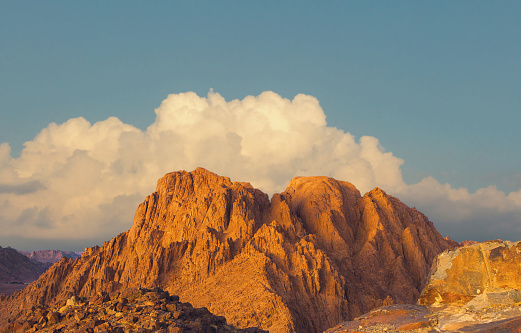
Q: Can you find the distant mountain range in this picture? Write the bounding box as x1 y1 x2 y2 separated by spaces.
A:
0 248 81 297
0 246 49 296
18 249 81 264
0 246 48 284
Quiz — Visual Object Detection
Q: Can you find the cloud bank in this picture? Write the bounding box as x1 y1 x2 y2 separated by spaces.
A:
1 91 520 250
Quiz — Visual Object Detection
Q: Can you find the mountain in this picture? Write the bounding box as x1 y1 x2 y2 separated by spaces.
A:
0 168 454 332
0 246 49 296
19 250 81 264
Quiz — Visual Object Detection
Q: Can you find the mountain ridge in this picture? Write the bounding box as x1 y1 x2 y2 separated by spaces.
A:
0 246 49 296
0 168 455 332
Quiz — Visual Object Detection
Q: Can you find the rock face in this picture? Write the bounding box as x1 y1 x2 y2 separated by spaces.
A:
420 240 521 307
0 168 454 332
0 246 49 296
19 250 81 264
327 240 521 332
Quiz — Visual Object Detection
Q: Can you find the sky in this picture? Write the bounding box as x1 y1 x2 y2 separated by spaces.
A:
1 1 520 251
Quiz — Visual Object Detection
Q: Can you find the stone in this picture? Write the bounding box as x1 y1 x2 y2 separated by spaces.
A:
1 287 266 332
66 296 77 306
419 240 521 307
58 305 69 315
327 240 521 332
74 310 86 321
46 311 61 324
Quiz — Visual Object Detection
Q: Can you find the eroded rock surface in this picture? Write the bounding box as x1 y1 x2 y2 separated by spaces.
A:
327 240 521 332
0 168 454 332
420 240 521 307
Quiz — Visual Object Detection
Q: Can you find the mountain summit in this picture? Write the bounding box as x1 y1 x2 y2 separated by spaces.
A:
0 168 454 332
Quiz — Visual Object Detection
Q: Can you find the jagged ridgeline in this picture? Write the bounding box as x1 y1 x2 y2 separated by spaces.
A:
0 168 455 332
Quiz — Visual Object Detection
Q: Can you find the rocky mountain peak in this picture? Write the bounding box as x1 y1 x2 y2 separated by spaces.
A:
0 168 455 332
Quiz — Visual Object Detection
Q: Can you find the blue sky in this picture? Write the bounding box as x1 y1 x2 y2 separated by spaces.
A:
1 1 521 250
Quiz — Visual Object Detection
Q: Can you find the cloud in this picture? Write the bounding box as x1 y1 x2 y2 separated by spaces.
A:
0 91 520 250
0 180 45 195
396 178 521 242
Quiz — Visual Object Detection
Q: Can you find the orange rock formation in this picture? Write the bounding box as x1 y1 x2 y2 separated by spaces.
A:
420 240 521 307
0 168 454 332
328 240 521 332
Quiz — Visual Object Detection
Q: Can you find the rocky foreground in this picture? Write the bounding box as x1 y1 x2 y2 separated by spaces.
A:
2 287 266 333
327 240 521 332
0 168 455 332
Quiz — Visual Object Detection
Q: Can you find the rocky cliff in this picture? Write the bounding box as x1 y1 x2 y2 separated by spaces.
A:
0 168 454 332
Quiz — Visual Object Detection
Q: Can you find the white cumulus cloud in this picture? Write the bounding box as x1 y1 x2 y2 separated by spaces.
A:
0 91 520 250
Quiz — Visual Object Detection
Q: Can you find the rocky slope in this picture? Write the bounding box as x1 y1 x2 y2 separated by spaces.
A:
2 287 266 333
0 168 454 332
327 240 521 332
19 250 81 264
0 246 49 296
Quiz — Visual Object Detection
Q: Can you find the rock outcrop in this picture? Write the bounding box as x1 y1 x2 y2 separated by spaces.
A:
327 240 521 332
0 168 454 332
420 240 521 307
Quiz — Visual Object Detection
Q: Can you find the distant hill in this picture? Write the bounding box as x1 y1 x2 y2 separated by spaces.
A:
0 246 49 295
19 249 81 264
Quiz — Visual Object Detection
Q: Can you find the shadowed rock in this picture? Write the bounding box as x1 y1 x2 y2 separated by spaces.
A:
0 246 49 296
